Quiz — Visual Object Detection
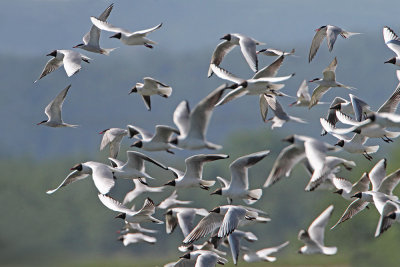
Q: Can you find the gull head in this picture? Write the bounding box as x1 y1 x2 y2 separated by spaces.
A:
46 50 57 57
384 57 396 65
220 34 231 41
70 163 83 171
210 188 222 195
334 140 345 147
130 140 143 148
110 33 122 39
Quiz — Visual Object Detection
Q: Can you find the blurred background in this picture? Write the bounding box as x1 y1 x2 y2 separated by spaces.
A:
2 0 400 266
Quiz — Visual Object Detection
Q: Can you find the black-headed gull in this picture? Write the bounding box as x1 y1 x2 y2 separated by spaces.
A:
210 150 270 205
99 194 164 224
46 161 115 195
164 154 228 190
243 241 289 263
90 16 162 48
298 205 337 255
118 233 156 246
35 50 90 82
172 84 228 150
383 26 400 66
208 33 265 77
165 207 208 237
73 3 116 55
129 77 172 110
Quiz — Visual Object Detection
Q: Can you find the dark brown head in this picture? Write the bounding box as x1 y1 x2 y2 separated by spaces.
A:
37 120 47 125
335 140 345 147
384 57 396 64
70 163 83 171
240 81 248 88
46 50 57 57
333 189 343 195
352 128 362 134
210 188 222 195
367 113 376 122
115 213 126 220
73 43 84 48
220 34 231 41
129 86 137 94
351 192 363 199
110 33 122 39
164 180 176 187
117 236 124 242
282 135 295 144
170 137 178 145
179 253 191 259
130 140 143 148
210 207 221 213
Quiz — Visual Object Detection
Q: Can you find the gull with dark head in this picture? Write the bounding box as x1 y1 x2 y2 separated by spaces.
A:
208 33 265 77
90 16 162 48
35 50 90 82
129 77 172 111
298 205 337 255
383 26 400 66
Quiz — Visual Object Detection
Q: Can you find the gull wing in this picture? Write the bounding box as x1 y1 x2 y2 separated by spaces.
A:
308 205 334 246
322 57 337 81
90 16 132 34
46 170 89 194
127 125 153 140
208 40 236 77
238 35 258 72
331 199 368 229
59 50 83 77
133 23 163 36
173 100 191 138
252 55 284 79
383 26 400 57
85 162 115 194
210 64 245 84
377 75 400 113
309 26 327 62
98 193 135 215
83 3 114 46
44 84 71 123
182 212 224 245
35 57 63 82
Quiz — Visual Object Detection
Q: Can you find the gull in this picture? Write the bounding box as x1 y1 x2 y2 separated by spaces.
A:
165 207 209 237
157 190 192 210
304 156 356 192
164 154 229 190
376 200 400 237
46 161 115 195
129 77 173 110
243 241 289 263
35 50 90 82
98 194 164 224
178 240 227 256
298 205 337 255
224 230 258 265
99 127 134 158
262 94 307 129
263 143 306 188
210 150 270 204
383 26 400 66
37 84 78 128
334 111 400 142
109 150 168 180
117 221 158 235
308 25 360 62
182 205 260 245
332 172 370 200
73 3 116 55
175 250 228 267
118 233 156 246
211 56 295 107
172 84 227 150
309 57 354 108
257 48 295 57
90 17 162 48
122 178 163 205
332 159 400 229
208 33 265 77
128 124 180 153
320 95 371 136
320 118 379 160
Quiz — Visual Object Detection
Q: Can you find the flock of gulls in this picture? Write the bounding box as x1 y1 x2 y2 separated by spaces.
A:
36 3 400 267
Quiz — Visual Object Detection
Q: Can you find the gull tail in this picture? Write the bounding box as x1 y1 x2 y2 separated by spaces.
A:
365 145 379 154
101 47 118 55
322 246 337 255
199 179 216 188
244 189 263 205
342 31 361 38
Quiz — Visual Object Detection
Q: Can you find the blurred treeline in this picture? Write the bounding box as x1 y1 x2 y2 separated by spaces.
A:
2 128 400 267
